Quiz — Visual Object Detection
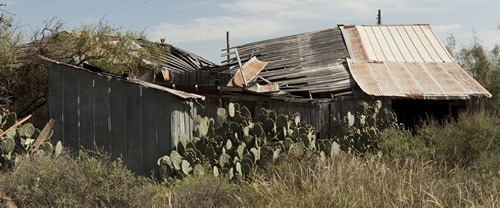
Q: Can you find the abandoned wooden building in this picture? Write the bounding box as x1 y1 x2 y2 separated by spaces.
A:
160 24 491 129
44 57 205 176
45 24 491 175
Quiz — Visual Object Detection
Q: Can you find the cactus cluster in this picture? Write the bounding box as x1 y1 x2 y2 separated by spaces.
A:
330 100 400 154
158 101 400 181
0 111 60 169
158 103 331 181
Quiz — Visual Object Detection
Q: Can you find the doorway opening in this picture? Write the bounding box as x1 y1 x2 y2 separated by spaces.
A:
391 99 466 128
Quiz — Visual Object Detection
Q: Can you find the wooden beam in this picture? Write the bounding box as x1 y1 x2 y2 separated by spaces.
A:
235 49 247 87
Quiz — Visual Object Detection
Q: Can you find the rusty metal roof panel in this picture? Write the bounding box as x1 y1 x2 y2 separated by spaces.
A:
380 26 405 62
389 26 415 62
347 61 384 96
385 62 423 95
441 62 491 95
369 62 403 96
341 26 371 63
404 62 443 95
424 62 464 94
342 25 455 63
227 57 268 87
347 59 492 99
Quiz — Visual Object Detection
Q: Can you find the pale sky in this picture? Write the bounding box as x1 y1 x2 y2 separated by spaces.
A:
5 0 500 63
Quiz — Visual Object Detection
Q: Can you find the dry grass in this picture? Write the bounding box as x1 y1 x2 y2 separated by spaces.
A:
1 112 498 207
1 152 497 208
246 155 498 207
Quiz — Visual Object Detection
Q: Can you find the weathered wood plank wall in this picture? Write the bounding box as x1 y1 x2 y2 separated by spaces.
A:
48 64 196 176
199 96 367 139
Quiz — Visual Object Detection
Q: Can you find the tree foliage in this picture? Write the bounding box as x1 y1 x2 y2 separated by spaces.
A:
446 32 500 111
28 19 167 76
0 6 168 124
0 5 22 105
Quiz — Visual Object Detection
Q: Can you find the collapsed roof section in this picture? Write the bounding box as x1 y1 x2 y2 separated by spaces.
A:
136 39 217 80
218 24 491 100
17 32 218 81
220 28 358 98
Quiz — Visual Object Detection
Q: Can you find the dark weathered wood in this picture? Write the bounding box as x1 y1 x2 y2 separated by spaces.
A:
142 87 159 177
93 74 111 150
217 27 354 96
226 31 230 61
32 119 55 152
61 67 79 150
234 34 298 50
48 63 203 176
158 93 172 152
109 79 127 161
78 70 95 151
125 83 143 174
47 64 63 143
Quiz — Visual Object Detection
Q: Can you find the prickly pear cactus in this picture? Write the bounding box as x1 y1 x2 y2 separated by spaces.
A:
158 103 321 181
329 100 400 154
0 111 57 170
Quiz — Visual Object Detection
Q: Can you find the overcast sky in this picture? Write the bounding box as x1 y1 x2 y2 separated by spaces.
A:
5 0 500 63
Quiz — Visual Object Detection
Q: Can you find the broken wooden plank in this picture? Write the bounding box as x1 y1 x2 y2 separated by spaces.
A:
32 119 56 152
227 57 268 87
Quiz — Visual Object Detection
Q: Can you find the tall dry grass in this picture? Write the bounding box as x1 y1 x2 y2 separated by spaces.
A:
246 155 498 207
1 113 498 207
1 151 497 207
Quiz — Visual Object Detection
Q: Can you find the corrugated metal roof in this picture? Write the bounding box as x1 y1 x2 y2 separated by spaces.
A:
341 25 455 63
340 24 491 99
347 59 491 99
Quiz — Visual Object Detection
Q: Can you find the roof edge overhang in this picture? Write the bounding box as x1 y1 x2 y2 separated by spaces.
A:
39 55 205 100
345 58 492 100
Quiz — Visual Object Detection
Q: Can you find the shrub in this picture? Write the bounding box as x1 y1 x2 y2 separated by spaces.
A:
0 150 169 207
421 112 500 168
378 128 432 159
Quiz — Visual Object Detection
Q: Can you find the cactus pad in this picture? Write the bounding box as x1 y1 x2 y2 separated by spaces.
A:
181 160 192 175
1 137 15 153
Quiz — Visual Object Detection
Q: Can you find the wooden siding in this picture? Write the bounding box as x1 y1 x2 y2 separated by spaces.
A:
200 96 371 139
48 63 197 176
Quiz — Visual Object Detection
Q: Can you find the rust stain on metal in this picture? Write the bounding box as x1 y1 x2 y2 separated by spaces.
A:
405 93 424 99
348 60 492 99
342 24 491 99
341 26 370 63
